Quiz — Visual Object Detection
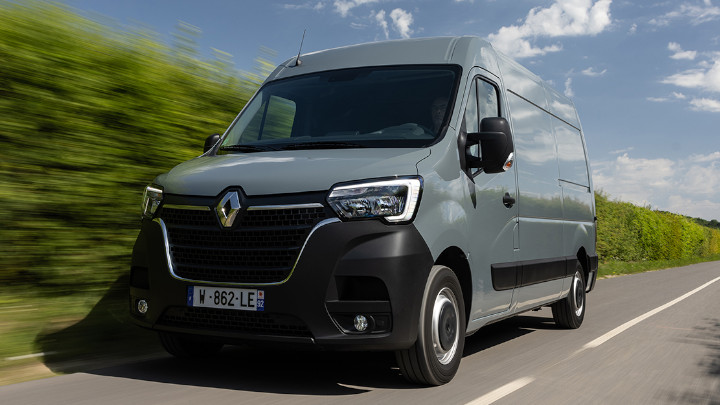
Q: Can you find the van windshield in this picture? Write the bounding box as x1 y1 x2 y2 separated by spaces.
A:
218 65 460 152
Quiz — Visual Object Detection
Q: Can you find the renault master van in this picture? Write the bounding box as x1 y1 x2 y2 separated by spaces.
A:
130 36 598 385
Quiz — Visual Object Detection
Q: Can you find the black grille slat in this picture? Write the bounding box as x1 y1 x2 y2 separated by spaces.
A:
160 205 330 283
158 306 313 338
173 266 290 284
171 246 296 269
168 228 307 249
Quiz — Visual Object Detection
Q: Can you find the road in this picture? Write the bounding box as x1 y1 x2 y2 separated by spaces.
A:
1 261 718 404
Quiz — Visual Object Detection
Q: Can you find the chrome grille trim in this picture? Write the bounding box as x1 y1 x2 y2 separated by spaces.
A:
155 216 340 286
162 204 211 211
246 203 325 211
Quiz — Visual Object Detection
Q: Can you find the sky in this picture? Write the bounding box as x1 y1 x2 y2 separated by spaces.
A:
60 0 720 221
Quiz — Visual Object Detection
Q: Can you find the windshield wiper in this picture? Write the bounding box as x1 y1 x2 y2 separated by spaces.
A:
280 141 366 150
218 144 278 153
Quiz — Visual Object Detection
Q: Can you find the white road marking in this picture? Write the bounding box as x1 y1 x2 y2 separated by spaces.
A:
465 274 720 405
583 275 720 349
465 377 535 405
5 352 50 361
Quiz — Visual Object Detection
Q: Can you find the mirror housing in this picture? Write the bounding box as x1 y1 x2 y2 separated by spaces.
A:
465 117 514 174
204 133 221 153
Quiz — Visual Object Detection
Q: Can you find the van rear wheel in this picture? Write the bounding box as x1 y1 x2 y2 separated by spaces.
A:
552 264 585 329
395 265 465 386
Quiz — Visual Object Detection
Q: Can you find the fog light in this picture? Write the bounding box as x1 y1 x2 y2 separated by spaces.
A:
354 315 368 332
137 299 148 315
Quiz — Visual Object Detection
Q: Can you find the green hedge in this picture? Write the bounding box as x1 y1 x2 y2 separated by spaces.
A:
595 192 720 262
0 2 271 288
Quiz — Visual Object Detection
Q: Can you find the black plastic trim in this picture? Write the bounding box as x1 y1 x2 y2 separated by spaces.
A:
588 254 599 272
491 255 579 291
130 215 433 351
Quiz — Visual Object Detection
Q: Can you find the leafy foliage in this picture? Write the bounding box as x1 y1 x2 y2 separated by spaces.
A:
0 2 272 288
595 192 720 262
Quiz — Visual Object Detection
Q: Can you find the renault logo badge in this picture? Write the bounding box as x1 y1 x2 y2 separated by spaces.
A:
217 191 241 228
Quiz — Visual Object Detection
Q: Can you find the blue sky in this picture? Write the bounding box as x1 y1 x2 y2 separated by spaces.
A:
61 0 720 221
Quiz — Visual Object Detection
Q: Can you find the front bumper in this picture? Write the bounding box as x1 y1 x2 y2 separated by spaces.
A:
129 217 433 351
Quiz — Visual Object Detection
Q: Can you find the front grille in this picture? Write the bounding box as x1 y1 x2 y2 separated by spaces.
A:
158 306 313 338
160 205 330 283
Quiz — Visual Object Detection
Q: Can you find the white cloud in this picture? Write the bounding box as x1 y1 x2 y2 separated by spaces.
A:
649 1 720 26
628 23 637 34
672 91 687 99
662 56 720 93
564 77 574 97
283 1 326 11
610 146 634 154
333 0 378 17
667 196 720 220
593 152 720 220
690 97 720 112
668 42 697 60
374 10 389 39
581 67 607 76
389 8 414 39
487 0 613 58
689 151 720 162
647 92 688 102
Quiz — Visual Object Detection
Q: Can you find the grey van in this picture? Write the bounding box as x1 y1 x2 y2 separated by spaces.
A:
130 36 598 385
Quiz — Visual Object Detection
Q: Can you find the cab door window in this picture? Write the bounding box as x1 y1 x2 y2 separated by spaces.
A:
463 77 500 173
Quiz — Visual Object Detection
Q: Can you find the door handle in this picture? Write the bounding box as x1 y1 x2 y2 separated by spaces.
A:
503 192 516 208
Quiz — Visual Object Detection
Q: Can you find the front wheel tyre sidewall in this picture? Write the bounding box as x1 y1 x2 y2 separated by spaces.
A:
397 265 465 385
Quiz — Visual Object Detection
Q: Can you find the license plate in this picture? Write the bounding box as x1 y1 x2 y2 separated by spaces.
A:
187 286 264 311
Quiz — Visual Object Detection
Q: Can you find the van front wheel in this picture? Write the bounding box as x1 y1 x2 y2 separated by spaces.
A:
552 265 585 329
395 265 465 385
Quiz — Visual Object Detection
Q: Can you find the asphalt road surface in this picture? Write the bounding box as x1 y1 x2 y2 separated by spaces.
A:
1 261 718 405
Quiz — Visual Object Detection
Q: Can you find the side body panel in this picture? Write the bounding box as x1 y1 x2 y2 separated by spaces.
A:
415 61 520 330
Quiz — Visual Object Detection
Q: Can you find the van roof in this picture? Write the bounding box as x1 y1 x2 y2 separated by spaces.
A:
267 36 500 81
265 36 580 129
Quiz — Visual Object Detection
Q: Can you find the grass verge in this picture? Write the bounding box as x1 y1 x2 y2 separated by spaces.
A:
598 254 720 278
0 276 161 386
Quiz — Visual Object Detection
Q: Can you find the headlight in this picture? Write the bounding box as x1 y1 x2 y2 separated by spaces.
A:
141 184 163 219
327 177 422 223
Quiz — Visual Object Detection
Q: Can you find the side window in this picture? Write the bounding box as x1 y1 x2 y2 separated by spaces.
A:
463 82 479 134
478 80 499 120
464 77 500 172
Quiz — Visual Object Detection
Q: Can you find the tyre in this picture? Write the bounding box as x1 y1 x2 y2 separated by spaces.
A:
395 265 466 386
552 264 586 329
159 332 224 358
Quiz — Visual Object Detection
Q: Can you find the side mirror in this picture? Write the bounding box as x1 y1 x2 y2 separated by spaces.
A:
204 133 221 153
465 117 514 174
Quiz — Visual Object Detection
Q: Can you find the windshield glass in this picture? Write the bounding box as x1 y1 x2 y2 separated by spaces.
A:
218 65 460 152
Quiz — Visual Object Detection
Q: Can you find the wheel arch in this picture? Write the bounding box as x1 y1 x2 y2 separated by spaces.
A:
576 247 589 281
435 246 472 327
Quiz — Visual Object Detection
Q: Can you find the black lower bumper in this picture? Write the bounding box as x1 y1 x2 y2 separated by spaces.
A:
129 218 433 351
